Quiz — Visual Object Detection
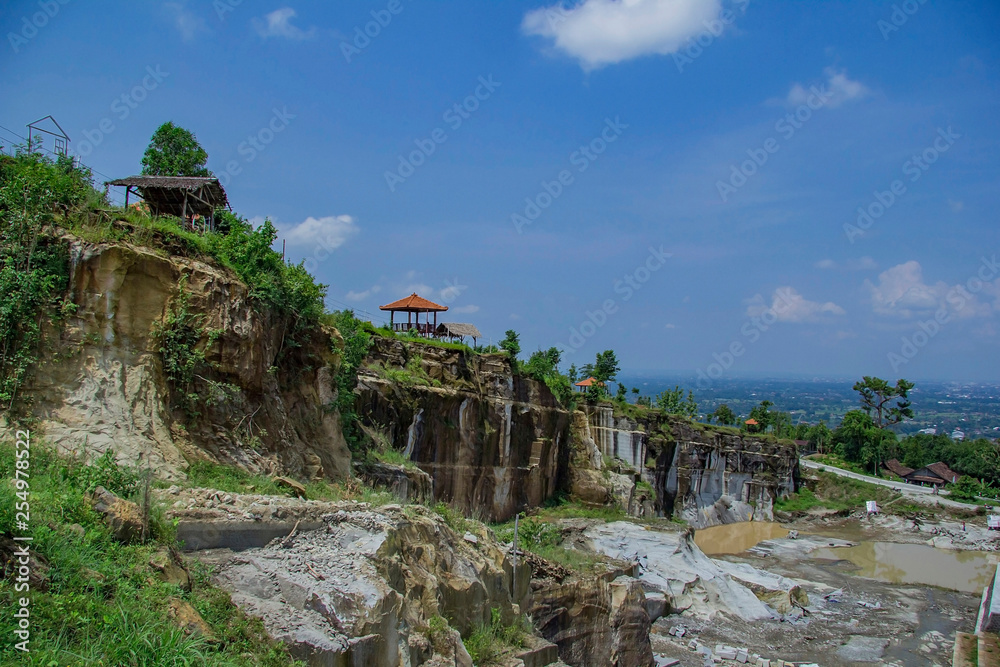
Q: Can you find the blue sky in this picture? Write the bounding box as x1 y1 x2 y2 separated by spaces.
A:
2 0 999 382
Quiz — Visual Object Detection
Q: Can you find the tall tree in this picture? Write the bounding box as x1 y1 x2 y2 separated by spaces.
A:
656 386 698 418
141 122 211 177
807 421 832 454
499 330 521 365
588 349 620 384
710 403 737 426
852 376 915 429
748 400 774 433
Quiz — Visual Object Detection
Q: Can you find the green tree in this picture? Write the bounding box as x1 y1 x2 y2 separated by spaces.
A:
747 400 774 433
852 376 915 429
499 330 521 366
710 404 737 426
588 350 620 384
654 386 697 418
807 421 832 454
615 383 627 402
141 121 211 177
568 363 578 384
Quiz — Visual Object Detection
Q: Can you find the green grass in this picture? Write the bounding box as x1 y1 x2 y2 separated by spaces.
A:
180 458 397 506
462 608 530 666
0 439 302 666
777 471 939 516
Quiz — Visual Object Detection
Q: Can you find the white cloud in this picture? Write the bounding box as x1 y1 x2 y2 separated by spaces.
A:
664 323 678 329
746 286 845 323
864 260 991 319
283 215 357 249
254 7 316 40
346 285 381 301
165 2 207 41
451 305 480 314
949 199 964 212
815 259 837 270
522 0 722 70
786 67 869 108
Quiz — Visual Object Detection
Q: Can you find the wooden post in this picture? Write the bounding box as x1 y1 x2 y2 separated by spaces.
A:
182 192 189 227
124 187 129 208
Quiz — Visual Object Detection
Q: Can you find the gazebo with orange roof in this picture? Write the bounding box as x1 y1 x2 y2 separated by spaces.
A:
379 293 448 336
574 377 605 392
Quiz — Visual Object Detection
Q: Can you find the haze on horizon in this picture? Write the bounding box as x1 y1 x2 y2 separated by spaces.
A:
2 0 998 382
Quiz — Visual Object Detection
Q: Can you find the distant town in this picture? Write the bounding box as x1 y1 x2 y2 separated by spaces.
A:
622 375 1000 441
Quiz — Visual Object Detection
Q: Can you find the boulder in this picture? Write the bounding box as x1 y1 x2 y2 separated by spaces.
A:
149 547 192 591
90 486 144 543
168 598 216 642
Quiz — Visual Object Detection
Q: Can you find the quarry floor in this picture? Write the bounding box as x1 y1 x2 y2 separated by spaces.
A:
163 485 998 667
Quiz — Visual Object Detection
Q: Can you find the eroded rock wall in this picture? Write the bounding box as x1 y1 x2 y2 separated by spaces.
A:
22 239 351 481
574 405 798 528
355 337 571 521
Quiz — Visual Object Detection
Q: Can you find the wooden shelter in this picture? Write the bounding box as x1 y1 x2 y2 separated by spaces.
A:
105 175 230 230
379 293 448 336
436 322 482 344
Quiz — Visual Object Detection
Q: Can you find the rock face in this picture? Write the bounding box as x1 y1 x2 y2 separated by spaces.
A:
529 565 654 667
22 239 351 482
355 337 571 521
213 504 527 667
576 405 798 528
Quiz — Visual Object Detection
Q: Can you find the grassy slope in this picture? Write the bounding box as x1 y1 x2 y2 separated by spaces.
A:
0 441 304 666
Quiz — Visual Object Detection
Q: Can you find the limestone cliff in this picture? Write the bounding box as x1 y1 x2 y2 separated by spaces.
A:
572 404 798 528
355 337 571 522
21 238 351 481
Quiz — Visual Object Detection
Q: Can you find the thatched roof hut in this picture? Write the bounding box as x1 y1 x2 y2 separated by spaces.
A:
436 322 482 343
105 175 229 220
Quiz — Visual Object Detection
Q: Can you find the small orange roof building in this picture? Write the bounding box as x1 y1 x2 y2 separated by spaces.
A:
574 377 606 391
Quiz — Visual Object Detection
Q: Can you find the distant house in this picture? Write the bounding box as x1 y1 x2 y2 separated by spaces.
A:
904 461 960 487
882 459 914 479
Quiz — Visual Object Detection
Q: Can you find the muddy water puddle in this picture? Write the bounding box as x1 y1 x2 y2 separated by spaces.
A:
694 521 788 555
814 541 997 594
